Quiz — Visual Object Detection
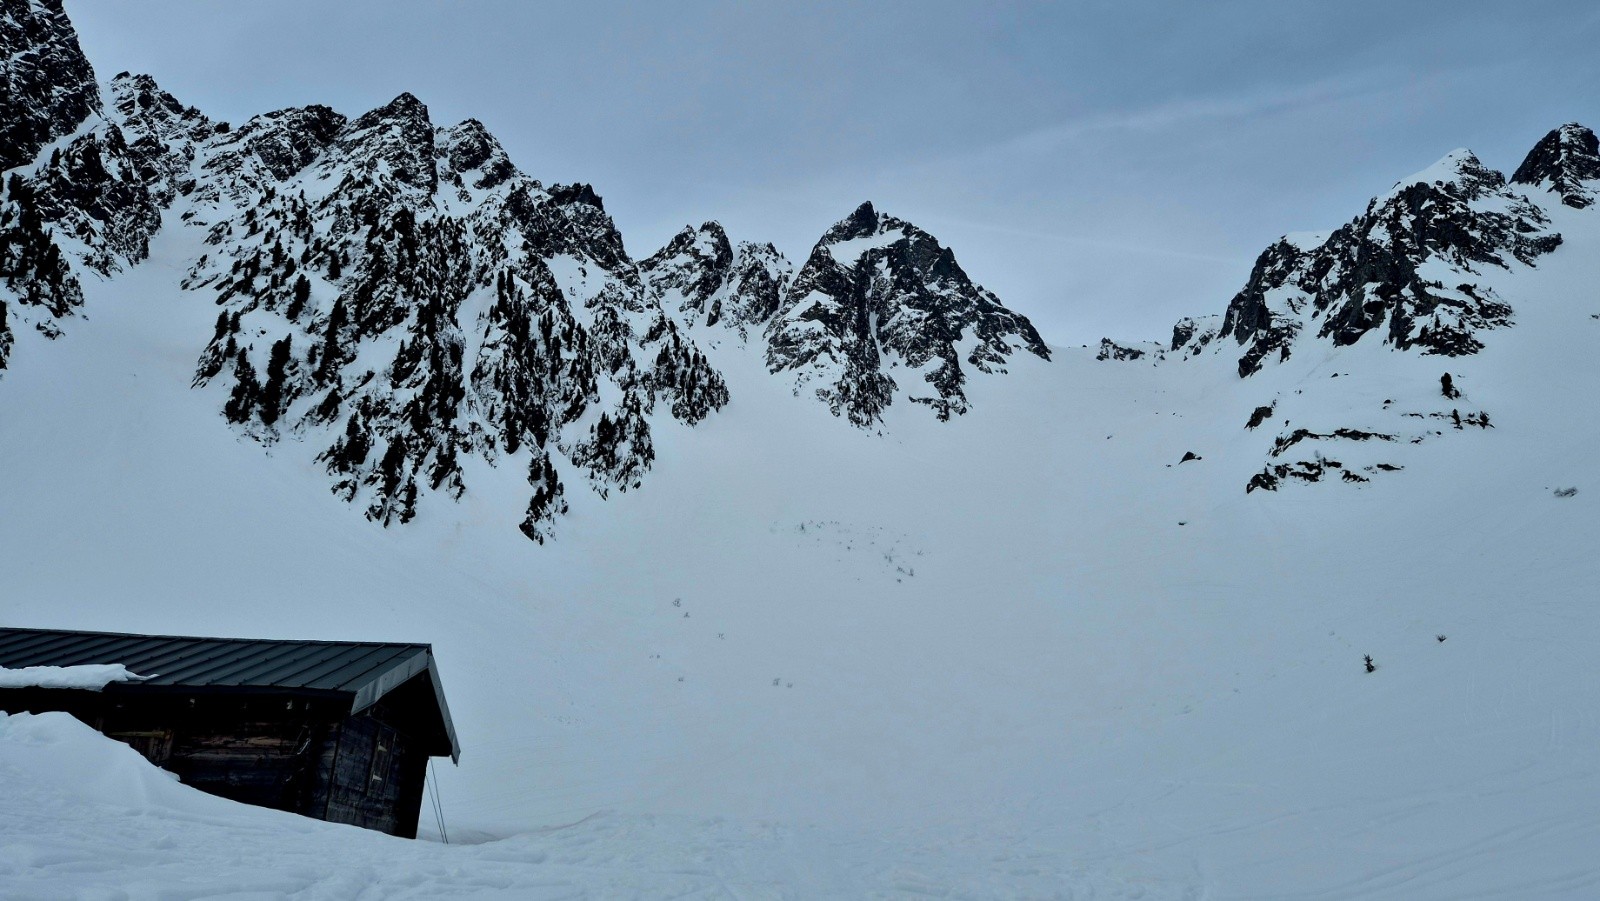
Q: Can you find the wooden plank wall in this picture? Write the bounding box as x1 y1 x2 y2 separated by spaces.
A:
318 711 428 837
2 688 434 838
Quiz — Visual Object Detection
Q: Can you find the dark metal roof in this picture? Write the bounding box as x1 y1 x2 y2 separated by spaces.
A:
0 627 459 762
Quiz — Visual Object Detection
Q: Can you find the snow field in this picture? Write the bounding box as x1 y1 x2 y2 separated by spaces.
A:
1 181 1597 896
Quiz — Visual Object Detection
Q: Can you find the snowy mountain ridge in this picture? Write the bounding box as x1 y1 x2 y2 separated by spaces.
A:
0 1 1055 541
642 202 1053 427
7 0 1595 541
5 5 1600 897
1099 129 1600 494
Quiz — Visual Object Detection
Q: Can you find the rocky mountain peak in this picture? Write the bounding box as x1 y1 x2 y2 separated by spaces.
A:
509 182 631 275
1165 139 1571 379
371 91 430 123
641 223 733 304
768 203 1049 426
333 92 438 191
639 221 784 332
1512 123 1600 209
107 72 211 149
109 72 178 116
440 118 517 190
1382 149 1505 203
1 0 101 171
205 105 347 191
820 201 881 244
2 0 1050 546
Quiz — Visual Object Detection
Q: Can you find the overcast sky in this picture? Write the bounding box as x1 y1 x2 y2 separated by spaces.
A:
65 1 1600 346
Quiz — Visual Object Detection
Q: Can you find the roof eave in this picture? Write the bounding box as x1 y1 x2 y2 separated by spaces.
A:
350 647 460 763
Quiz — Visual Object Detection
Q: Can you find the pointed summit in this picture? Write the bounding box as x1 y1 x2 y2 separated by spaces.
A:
1512 123 1600 208
334 92 438 190
108 72 211 147
820 201 882 244
441 118 517 189
1384 149 1505 203
373 92 430 121
1190 143 1562 377
641 222 754 329
770 204 1048 426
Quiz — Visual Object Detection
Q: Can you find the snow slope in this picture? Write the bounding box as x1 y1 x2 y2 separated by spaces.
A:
1 165 1598 896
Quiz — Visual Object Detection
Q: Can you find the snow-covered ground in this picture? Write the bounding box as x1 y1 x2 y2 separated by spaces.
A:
1 194 1598 895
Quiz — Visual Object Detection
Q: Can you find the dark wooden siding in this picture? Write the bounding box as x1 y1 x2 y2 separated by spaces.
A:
1 683 437 838
317 707 429 837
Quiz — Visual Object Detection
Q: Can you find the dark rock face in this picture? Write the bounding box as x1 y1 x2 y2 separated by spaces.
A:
643 223 735 323
441 119 516 191
177 93 726 540
1096 339 1149 362
203 105 347 191
1 66 204 370
1512 124 1600 209
511 182 632 275
333 93 439 192
765 202 1050 426
0 0 99 370
3 1 1049 538
641 222 792 335
1193 151 1563 377
0 0 100 171
0 174 84 371
26 75 213 274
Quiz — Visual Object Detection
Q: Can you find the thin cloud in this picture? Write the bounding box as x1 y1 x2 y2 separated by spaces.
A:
984 70 1413 160
913 213 1241 265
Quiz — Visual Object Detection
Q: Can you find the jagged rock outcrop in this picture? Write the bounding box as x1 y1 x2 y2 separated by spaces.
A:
1 0 104 369
200 105 347 197
641 208 1047 426
1512 123 1600 209
25 74 211 275
176 91 727 539
0 0 1084 533
641 221 791 336
1178 150 1563 377
1168 315 1219 358
1097 339 1156 362
0 173 83 369
0 0 100 171
4 0 738 539
0 0 740 543
1121 133 1599 496
764 202 1050 426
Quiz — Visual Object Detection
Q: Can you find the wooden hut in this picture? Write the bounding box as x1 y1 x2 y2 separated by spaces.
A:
0 627 459 838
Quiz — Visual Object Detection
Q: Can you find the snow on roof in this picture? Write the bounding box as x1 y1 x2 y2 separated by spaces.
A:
0 664 150 690
0 627 459 762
